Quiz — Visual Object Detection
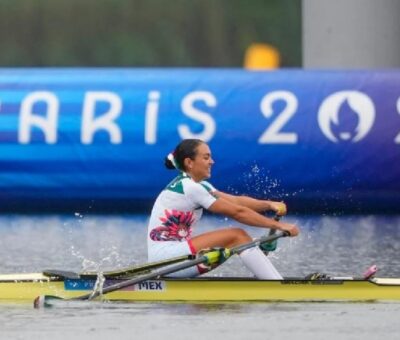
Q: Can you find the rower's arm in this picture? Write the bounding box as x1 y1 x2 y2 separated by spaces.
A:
214 190 286 215
208 197 298 236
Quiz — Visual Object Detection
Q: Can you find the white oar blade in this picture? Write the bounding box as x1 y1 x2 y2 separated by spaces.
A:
34 295 104 309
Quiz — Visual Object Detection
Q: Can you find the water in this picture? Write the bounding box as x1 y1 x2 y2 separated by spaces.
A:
2 301 400 340
0 214 400 339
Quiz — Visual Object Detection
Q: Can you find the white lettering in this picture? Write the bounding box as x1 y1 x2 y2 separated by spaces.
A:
258 91 298 144
19 91 59 144
178 91 216 142
81 92 122 144
144 91 161 144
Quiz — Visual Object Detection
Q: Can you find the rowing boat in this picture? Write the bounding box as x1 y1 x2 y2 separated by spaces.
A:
1 271 399 303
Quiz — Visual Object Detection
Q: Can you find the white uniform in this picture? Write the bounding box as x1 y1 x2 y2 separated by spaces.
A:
147 172 217 277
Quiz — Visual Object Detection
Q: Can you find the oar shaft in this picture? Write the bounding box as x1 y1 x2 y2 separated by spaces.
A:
104 258 203 291
231 231 287 254
79 231 287 301
78 254 212 300
95 254 194 279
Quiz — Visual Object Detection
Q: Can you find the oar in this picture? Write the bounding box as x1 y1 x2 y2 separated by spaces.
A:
260 214 281 255
33 231 288 308
42 255 194 280
82 254 194 279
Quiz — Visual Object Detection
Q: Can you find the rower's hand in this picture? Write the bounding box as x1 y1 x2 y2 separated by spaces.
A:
269 201 287 216
280 222 300 237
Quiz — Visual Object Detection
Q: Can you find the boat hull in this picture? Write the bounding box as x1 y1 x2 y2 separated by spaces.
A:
1 274 400 303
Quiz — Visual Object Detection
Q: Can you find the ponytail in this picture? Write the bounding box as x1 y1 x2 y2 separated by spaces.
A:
164 152 179 170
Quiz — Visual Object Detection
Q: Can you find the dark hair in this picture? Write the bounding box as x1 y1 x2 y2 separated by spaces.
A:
164 139 204 171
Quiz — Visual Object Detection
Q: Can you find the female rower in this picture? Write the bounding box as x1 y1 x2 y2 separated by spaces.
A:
147 139 299 279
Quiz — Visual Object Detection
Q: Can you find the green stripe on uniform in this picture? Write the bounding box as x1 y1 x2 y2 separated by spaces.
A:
165 174 185 194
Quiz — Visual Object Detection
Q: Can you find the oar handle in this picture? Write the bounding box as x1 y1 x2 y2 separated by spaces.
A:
269 214 281 234
260 214 282 255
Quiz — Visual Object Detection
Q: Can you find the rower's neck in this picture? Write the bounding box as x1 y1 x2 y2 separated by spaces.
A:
182 171 202 183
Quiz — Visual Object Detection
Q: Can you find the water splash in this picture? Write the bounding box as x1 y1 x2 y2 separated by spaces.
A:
89 272 105 299
231 163 304 200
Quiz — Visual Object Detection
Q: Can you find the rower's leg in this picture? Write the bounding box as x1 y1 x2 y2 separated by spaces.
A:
239 247 283 280
191 228 283 280
191 227 252 249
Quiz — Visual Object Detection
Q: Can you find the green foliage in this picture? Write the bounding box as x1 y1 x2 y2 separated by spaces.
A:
0 0 301 67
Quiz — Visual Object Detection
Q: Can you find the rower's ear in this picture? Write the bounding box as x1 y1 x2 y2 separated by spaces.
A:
183 157 193 171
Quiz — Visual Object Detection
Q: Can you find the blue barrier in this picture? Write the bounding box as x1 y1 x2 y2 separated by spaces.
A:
0 68 399 213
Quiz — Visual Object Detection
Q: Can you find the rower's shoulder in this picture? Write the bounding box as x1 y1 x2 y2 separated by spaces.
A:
199 180 216 193
164 174 215 195
165 173 192 194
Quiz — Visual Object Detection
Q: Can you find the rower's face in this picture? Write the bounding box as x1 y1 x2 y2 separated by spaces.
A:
186 143 214 182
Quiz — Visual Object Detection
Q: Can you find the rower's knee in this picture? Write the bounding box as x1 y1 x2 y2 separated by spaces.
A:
231 228 252 243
